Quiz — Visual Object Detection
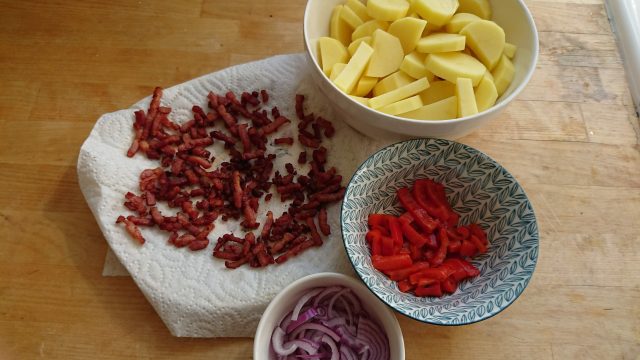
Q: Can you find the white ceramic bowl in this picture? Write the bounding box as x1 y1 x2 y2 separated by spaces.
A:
303 0 539 140
253 272 405 360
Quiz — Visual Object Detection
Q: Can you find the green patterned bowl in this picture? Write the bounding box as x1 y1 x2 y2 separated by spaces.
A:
341 138 539 325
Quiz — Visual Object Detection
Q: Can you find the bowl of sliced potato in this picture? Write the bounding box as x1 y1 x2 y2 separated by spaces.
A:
303 0 538 140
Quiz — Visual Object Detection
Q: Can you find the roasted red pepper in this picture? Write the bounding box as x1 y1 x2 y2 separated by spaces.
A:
397 187 438 233
368 214 388 229
414 179 450 222
381 234 394 256
397 279 414 293
371 254 413 271
441 277 458 294
384 262 430 281
459 239 478 257
387 216 403 248
430 227 449 267
415 283 443 297
400 221 430 248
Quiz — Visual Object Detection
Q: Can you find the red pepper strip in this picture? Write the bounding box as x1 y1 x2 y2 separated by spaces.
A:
416 277 438 288
448 238 461 254
381 235 394 256
397 279 414 293
424 249 435 262
441 277 458 294
415 283 442 297
443 258 480 278
459 239 477 257
371 235 382 256
409 243 423 261
371 254 413 271
414 180 450 223
446 212 459 227
398 247 411 256
457 226 470 240
368 214 388 229
469 234 487 254
409 267 450 283
384 262 430 281
430 227 449 267
398 212 414 224
387 216 403 248
469 223 488 245
365 229 382 244
400 221 429 248
397 188 438 233
371 225 390 237
447 228 463 242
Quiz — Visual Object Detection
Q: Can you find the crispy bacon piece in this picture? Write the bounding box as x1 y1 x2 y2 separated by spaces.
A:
274 137 294 145
116 216 146 244
318 208 330 236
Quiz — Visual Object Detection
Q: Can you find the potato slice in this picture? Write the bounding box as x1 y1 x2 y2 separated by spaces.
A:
460 20 505 70
352 19 389 40
425 51 486 86
341 5 365 29
399 51 434 80
458 0 491 19
378 95 423 115
353 76 379 96
400 95 457 120
373 70 414 96
319 37 349 76
475 73 498 112
369 77 430 109
330 63 347 81
419 80 456 104
445 12 481 33
365 29 405 77
350 95 370 106
346 0 372 22
504 42 517 59
388 17 428 54
333 42 375 94
331 5 353 46
348 36 372 56
456 77 478 117
491 54 515 96
414 0 459 27
367 0 410 22
416 33 466 53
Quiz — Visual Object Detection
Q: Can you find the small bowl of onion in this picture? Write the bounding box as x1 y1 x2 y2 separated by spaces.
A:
253 272 405 360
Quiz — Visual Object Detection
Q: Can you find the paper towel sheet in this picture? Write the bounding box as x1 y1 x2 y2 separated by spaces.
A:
79 53 393 337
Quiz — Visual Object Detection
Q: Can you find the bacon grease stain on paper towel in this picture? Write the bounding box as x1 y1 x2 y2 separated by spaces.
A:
78 54 393 337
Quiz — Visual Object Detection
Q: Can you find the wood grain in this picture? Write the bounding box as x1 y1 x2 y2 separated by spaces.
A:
0 0 639 359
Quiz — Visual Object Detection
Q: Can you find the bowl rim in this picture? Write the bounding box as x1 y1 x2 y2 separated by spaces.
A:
253 272 406 359
339 138 539 326
303 0 540 124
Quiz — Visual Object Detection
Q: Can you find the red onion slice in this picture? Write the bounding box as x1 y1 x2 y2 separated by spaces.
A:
321 335 339 360
286 308 319 333
291 288 323 321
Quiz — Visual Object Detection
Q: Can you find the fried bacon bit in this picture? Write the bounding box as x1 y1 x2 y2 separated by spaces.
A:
262 116 291 135
298 151 307 164
260 90 269 103
295 94 305 120
318 208 330 236
274 137 294 145
299 134 321 148
116 216 146 244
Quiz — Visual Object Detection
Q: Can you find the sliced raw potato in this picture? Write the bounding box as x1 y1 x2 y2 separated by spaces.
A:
414 0 459 27
399 51 434 80
400 95 457 119
455 77 478 117
445 12 481 33
319 37 349 76
333 42 375 94
504 42 517 59
365 29 405 77
378 95 423 115
350 95 370 105
491 54 515 96
331 5 353 46
460 20 505 70
417 33 466 53
353 76 379 96
425 51 486 86
419 80 456 104
387 17 428 54
346 0 372 22
330 63 347 81
475 73 498 112
458 0 491 19
352 20 389 40
373 70 414 96
369 77 430 109
341 5 365 28
367 0 410 22
348 36 372 56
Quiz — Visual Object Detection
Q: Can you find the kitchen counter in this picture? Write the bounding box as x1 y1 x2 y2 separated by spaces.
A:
0 0 638 358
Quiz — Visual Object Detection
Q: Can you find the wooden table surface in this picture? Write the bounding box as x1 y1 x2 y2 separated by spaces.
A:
1 0 639 359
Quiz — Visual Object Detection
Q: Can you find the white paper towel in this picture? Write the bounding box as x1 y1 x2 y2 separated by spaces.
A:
78 53 393 337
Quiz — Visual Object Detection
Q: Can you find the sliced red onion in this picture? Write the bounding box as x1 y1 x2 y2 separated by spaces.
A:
321 335 339 360
312 286 342 308
282 339 318 355
290 323 340 343
286 307 319 333
291 288 323 321
327 288 350 318
272 327 298 356
340 344 357 360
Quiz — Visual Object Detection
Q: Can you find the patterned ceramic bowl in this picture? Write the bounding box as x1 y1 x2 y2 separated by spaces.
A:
341 138 539 325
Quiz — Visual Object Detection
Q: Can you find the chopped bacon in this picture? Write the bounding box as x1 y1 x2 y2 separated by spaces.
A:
116 216 146 244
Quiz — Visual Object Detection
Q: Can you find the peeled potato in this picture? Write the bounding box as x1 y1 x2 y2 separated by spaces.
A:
353 76 379 96
504 42 517 59
491 54 515 96
334 42 375 94
425 51 486 86
330 6 352 46
319 37 349 76
352 19 389 40
456 77 478 117
367 0 410 22
378 95 423 115
460 20 505 70
458 0 491 19
416 33 466 53
445 12 481 33
330 63 347 81
400 95 458 119
350 95 370 105
475 73 498 111
414 0 459 27
348 36 372 55
399 51 433 80
346 0 372 22
419 80 456 104
365 29 405 77
369 77 429 109
373 70 415 96
387 17 428 54
341 5 365 28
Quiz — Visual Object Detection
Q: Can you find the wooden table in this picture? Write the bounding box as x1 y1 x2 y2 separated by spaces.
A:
1 0 638 359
